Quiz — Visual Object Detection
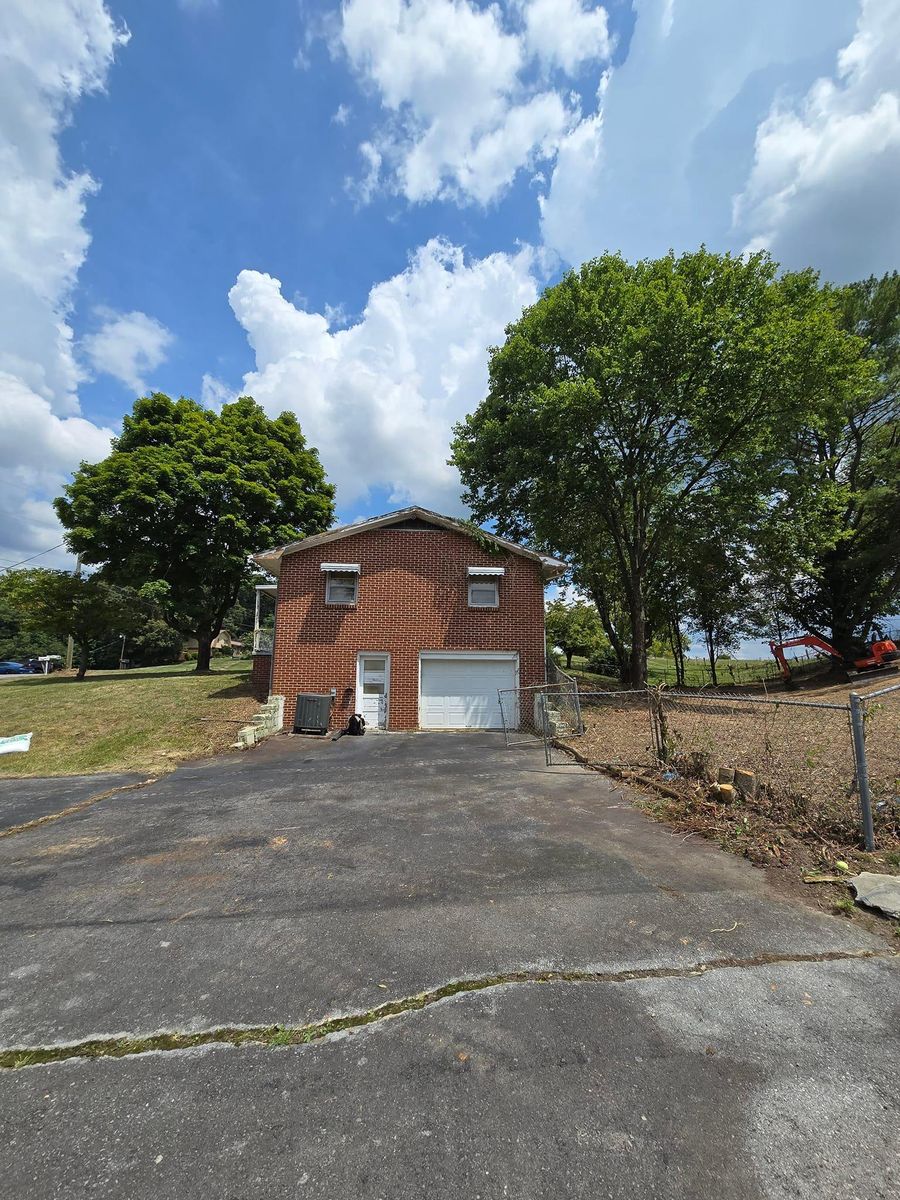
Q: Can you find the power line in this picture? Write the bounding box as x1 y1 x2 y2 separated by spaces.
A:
0 543 66 573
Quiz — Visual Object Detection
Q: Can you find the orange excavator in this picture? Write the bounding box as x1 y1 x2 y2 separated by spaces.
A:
769 634 900 683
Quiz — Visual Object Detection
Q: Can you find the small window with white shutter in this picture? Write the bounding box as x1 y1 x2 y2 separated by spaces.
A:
322 563 360 605
467 566 504 608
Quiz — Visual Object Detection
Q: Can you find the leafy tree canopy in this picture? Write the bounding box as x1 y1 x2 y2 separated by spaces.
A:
55 394 334 670
772 272 900 656
0 592 66 663
545 598 609 669
0 569 146 678
452 249 872 684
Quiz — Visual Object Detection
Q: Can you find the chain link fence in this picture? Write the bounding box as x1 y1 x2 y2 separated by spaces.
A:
499 674 900 850
654 690 859 841
856 681 900 846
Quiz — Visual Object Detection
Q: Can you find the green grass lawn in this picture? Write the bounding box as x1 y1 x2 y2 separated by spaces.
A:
0 660 259 778
565 654 778 688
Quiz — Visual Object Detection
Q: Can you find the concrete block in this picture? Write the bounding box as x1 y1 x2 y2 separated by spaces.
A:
734 769 757 798
717 766 735 784
237 695 286 749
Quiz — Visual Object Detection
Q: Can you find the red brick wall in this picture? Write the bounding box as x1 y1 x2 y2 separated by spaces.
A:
249 653 271 701
269 527 547 731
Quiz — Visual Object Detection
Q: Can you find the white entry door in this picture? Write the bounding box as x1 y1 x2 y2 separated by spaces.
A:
419 653 517 729
356 654 389 729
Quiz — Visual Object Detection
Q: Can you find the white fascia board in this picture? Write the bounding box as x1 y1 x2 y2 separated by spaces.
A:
419 650 518 660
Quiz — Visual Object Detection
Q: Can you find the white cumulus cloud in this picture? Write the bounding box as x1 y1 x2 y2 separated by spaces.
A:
520 0 611 74
0 0 127 566
734 0 900 280
339 0 611 205
228 239 543 511
0 373 113 566
200 372 238 410
82 309 173 394
539 0 861 269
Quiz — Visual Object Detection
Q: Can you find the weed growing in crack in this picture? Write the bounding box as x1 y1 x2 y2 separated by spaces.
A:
1 950 893 1072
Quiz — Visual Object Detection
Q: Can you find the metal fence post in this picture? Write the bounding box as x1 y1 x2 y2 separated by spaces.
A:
572 677 583 735
539 691 551 766
848 691 876 852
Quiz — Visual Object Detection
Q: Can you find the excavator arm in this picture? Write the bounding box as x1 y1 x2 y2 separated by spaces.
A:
768 635 843 680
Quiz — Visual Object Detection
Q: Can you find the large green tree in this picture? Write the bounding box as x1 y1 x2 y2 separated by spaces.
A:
773 272 900 657
545 598 609 669
55 394 334 671
0 570 145 679
452 250 871 685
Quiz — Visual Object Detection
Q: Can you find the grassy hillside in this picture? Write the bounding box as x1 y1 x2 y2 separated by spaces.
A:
566 654 779 688
0 660 258 778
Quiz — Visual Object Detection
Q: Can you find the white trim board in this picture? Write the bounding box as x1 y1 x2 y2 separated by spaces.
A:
355 651 390 729
418 651 518 660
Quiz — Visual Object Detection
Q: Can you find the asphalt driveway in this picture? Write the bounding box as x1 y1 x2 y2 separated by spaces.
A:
0 733 896 1198
0 771 145 830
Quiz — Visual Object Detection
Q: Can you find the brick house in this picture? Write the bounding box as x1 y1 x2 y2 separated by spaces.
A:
250 506 566 732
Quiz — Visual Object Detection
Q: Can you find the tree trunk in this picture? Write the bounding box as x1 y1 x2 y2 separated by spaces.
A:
565 649 574 669
76 642 89 680
627 575 648 688
829 617 857 666
669 618 686 686
586 584 629 683
195 632 213 672
705 629 718 687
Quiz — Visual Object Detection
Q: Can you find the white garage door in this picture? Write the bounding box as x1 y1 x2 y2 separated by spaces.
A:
419 654 518 729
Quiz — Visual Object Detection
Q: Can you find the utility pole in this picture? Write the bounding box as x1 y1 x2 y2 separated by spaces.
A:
64 553 83 671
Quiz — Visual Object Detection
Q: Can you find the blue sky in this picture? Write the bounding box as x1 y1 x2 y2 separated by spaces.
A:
2 0 899 640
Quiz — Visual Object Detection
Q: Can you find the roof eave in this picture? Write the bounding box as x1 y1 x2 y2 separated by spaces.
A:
252 506 568 580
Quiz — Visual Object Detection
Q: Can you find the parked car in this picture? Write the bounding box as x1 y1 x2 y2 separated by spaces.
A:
21 656 62 674
0 661 31 675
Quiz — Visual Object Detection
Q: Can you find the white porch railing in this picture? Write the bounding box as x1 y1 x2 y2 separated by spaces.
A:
252 628 274 654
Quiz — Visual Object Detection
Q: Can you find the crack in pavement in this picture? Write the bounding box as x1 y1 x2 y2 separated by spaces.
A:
0 779 156 840
2 948 894 1071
